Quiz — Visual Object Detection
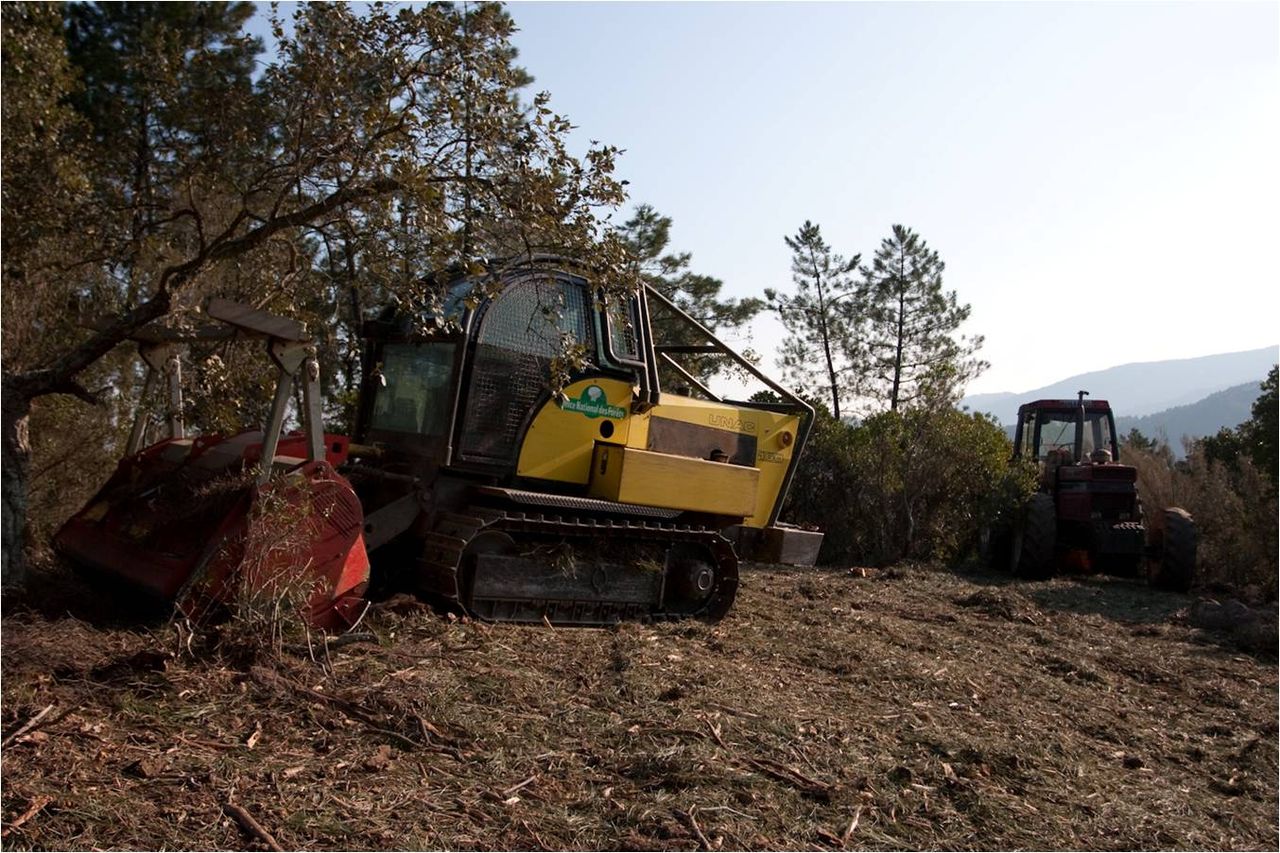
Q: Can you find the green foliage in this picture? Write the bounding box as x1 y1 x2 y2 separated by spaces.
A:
765 222 860 419
1200 426 1247 470
858 225 987 411
1121 427 1159 454
784 404 1028 566
1199 365 1277 492
1241 365 1277 489
64 2 263 250
748 389 782 405
1 2 98 373
25 394 125 554
4 2 630 401
619 204 761 385
780 402 855 558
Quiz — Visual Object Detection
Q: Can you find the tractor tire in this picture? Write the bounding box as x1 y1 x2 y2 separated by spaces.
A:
1015 494 1057 580
1151 507 1196 593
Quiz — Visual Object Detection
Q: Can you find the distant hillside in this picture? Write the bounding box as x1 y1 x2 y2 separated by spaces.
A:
1115 381 1260 454
963 346 1277 424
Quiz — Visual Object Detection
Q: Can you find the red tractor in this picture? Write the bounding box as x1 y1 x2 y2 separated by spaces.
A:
990 392 1196 591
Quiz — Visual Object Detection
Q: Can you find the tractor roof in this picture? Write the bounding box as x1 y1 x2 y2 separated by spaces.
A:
1018 399 1114 415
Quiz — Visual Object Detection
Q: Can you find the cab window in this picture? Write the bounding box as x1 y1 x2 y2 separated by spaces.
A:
1029 411 1113 460
369 342 455 436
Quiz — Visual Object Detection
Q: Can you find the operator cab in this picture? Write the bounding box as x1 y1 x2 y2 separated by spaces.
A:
355 261 810 475
356 266 645 468
1012 393 1119 465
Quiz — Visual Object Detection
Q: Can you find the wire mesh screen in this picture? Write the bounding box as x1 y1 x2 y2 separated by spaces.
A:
459 275 594 465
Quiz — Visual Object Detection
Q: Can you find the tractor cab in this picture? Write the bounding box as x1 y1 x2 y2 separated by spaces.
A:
356 269 664 466
1012 392 1119 466
1012 392 1135 515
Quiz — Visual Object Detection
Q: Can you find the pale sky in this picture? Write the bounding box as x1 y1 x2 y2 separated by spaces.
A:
502 0 1279 395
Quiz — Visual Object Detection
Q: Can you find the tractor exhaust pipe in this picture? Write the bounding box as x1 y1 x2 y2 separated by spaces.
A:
1075 390 1088 464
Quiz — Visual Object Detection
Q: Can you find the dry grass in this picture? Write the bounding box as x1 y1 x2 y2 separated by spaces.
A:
2 561 1276 850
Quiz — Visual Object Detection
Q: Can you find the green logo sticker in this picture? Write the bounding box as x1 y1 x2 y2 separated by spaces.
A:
561 384 625 420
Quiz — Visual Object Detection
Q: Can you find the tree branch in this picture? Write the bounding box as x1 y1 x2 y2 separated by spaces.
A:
159 176 402 293
10 176 403 400
12 290 173 399
51 378 104 406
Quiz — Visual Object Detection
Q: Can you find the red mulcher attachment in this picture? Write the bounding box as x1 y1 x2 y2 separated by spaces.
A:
53 300 370 631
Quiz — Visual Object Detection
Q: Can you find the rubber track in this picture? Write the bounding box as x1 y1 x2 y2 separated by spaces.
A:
416 507 739 625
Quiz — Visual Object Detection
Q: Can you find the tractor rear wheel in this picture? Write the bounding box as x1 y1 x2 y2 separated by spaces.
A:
1015 493 1057 580
1151 507 1196 592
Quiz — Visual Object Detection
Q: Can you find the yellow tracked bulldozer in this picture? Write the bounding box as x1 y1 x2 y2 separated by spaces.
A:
56 259 822 626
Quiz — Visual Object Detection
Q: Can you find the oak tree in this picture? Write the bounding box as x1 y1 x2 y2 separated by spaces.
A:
1 2 627 585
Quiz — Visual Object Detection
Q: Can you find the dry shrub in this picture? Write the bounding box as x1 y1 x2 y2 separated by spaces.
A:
1127 443 1278 599
219 564 317 664
1125 442 1178 511
785 407 1030 566
194 483 331 663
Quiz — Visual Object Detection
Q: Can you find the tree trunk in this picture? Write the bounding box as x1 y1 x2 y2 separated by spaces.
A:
1 381 33 589
822 334 840 421
811 254 840 421
891 287 905 411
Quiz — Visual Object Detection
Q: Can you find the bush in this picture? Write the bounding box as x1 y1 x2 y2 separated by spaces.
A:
783 410 861 564
785 405 1032 566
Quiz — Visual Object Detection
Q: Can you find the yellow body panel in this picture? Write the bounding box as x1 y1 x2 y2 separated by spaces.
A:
588 445 759 517
517 378 634 484
630 394 800 528
518 382 800 529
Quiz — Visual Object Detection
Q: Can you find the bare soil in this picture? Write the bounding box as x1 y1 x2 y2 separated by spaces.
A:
2 561 1276 850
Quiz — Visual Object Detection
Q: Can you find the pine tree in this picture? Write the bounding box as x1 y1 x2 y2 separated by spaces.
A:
765 221 860 419
859 225 986 411
64 2 263 305
620 204 760 384
1122 428 1159 454
1241 365 1278 489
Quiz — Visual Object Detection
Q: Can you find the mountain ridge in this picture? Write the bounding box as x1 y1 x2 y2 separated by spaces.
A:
1113 381 1259 451
963 345 1277 424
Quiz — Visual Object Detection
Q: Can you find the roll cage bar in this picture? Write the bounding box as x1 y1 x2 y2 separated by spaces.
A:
620 282 816 526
